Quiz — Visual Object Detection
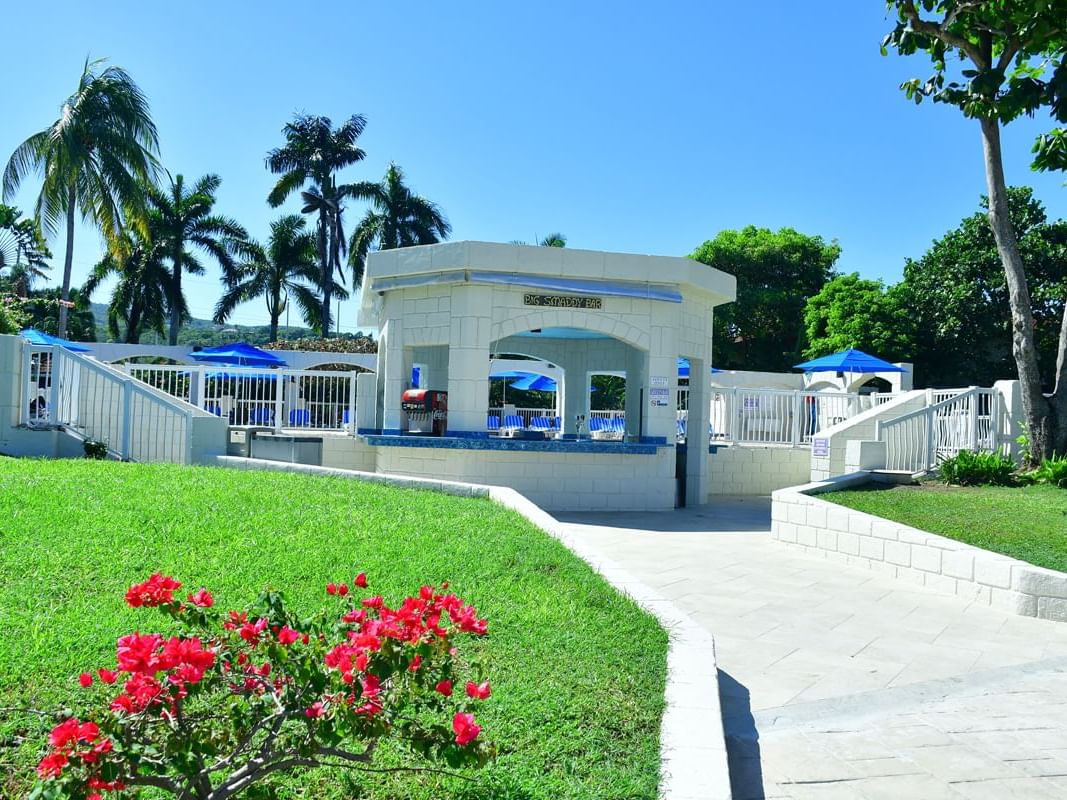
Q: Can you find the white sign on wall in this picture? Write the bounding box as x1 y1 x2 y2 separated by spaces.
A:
649 375 669 388
649 387 670 407
812 438 829 457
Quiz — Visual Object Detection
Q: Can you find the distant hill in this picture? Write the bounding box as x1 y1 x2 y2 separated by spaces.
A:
89 302 320 347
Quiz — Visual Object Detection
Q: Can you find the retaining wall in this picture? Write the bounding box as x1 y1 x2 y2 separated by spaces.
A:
772 475 1067 622
707 444 811 497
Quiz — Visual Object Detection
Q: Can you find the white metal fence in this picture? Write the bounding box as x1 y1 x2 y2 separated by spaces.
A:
876 388 1008 472
120 363 358 432
23 346 195 463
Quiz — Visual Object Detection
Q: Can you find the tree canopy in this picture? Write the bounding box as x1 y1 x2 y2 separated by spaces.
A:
690 226 841 371
803 274 916 363
899 186 1067 387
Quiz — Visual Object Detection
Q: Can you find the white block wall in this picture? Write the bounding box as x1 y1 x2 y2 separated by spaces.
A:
772 476 1067 622
707 445 811 497
320 434 377 472
374 445 677 511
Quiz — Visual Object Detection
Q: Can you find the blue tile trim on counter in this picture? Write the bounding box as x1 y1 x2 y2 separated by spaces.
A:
362 434 664 455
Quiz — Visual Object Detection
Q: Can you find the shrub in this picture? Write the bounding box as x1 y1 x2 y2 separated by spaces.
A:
83 440 109 460
1026 456 1067 489
938 450 1016 486
29 572 494 799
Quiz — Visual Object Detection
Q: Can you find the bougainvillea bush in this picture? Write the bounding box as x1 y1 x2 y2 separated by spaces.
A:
30 572 493 800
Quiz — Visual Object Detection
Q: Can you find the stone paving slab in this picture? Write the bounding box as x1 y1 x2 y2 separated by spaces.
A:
556 498 1067 800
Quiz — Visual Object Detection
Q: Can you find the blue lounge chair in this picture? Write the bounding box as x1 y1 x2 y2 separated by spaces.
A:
487 414 501 431
289 409 311 427
502 414 524 433
250 407 274 425
530 417 553 432
204 402 222 417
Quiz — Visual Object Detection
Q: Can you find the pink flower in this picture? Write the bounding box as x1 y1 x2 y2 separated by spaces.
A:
434 679 453 697
187 588 214 608
362 595 384 609
98 668 118 684
79 672 93 688
277 626 300 645
452 712 481 746
326 583 338 595
354 572 368 588
466 680 491 700
305 701 325 718
37 752 68 779
125 573 182 608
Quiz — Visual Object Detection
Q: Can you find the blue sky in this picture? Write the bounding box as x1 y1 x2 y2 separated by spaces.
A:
3 1 1065 334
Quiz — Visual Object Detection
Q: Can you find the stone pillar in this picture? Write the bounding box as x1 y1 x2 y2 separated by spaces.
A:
355 371 378 433
685 354 711 503
559 361 589 435
624 347 646 440
645 324 677 443
380 319 406 434
446 285 492 436
993 379 1022 461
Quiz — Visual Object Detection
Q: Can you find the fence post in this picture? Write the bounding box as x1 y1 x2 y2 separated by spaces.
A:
48 348 62 424
348 372 358 437
194 365 206 409
274 371 285 431
184 411 194 465
791 390 802 446
925 409 934 472
968 387 979 452
120 379 133 461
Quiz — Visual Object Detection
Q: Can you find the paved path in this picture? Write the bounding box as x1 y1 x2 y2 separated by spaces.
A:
556 499 1067 800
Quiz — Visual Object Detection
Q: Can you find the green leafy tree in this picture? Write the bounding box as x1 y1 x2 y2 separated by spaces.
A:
22 286 97 341
215 214 347 342
883 0 1067 459
0 204 50 296
267 114 367 337
510 232 567 247
2 57 159 338
84 229 168 344
690 226 841 371
348 163 451 287
803 274 917 363
148 173 251 345
898 187 1067 387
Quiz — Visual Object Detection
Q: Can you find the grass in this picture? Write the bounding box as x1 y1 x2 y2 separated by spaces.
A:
0 458 667 800
827 483 1067 572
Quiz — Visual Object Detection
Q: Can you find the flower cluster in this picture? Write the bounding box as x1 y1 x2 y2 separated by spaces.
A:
33 572 494 799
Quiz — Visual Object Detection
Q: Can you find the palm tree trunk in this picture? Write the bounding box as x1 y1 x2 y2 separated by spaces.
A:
126 302 142 344
318 209 331 338
168 244 182 346
979 117 1054 463
58 187 76 339
1052 300 1067 456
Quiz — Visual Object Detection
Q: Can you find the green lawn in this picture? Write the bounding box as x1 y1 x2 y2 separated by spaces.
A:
827 483 1067 571
0 459 666 800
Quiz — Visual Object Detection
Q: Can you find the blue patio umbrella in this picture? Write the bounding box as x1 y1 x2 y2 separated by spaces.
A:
190 342 287 368
204 371 278 381
677 357 722 378
793 349 907 374
20 328 91 352
509 374 597 393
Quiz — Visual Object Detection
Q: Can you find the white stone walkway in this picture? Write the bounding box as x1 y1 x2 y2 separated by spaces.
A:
556 498 1067 800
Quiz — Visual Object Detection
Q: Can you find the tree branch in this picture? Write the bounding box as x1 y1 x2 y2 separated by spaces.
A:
900 0 986 67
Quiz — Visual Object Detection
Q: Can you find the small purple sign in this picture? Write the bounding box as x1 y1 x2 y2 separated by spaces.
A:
812 438 829 457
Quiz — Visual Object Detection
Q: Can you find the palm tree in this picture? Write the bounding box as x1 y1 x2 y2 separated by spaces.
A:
146 173 250 345
84 229 168 344
0 204 50 296
214 214 347 341
509 232 567 247
2 57 159 338
266 114 366 337
347 163 451 287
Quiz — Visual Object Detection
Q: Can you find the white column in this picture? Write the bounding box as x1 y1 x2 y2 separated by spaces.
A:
381 319 406 434
685 355 711 503
644 324 678 443
446 286 492 435
559 361 589 435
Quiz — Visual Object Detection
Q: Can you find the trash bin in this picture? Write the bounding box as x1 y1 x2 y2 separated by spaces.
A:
227 426 273 457
250 432 323 466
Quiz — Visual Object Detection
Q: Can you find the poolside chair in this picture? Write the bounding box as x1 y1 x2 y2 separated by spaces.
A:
530 417 552 432
677 418 687 440
204 402 222 417
589 417 604 432
502 415 525 436
487 414 501 432
289 409 311 427
249 407 274 425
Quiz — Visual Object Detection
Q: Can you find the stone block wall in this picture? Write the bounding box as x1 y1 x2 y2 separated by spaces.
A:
707 445 811 497
771 476 1067 622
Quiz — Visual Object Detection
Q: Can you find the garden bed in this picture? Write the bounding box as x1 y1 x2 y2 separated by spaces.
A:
0 459 667 799
828 483 1067 572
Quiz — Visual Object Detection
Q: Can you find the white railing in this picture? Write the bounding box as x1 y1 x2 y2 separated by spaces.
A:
120 363 359 433
23 346 196 463
678 388 890 446
876 387 1006 473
